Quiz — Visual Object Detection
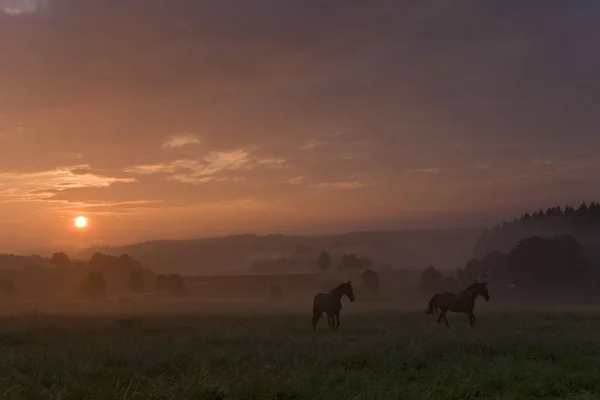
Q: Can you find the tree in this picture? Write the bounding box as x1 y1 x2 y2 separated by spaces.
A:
361 269 380 295
269 285 283 300
87 252 148 295
509 235 591 291
565 205 575 216
338 253 372 270
457 259 481 286
457 251 506 287
89 252 111 270
251 257 288 273
80 271 106 298
0 280 15 298
155 275 168 292
167 274 185 295
359 256 374 270
318 251 332 272
379 264 393 274
442 276 459 292
128 270 144 294
577 202 589 216
473 202 600 258
119 254 143 270
50 252 71 269
155 273 185 295
481 251 510 284
418 265 444 296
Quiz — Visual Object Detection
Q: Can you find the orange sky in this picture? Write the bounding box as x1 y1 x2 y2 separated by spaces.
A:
1 1 600 253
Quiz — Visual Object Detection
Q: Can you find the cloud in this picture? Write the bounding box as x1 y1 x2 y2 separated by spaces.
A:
126 149 285 185
47 199 165 215
47 151 85 160
312 180 368 190
161 134 201 149
0 188 54 202
204 150 250 170
300 133 358 151
125 159 202 175
0 165 135 190
336 153 356 160
254 157 287 172
0 164 137 204
472 163 491 170
301 140 328 150
406 168 442 175
286 176 306 185
1 8 21 15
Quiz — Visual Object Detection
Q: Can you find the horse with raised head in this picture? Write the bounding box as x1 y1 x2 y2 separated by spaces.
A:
425 282 489 328
312 281 355 331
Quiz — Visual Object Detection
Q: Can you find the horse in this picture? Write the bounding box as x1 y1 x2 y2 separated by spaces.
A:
424 282 489 328
312 281 355 331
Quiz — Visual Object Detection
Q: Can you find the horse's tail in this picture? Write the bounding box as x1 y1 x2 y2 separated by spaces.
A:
425 294 439 315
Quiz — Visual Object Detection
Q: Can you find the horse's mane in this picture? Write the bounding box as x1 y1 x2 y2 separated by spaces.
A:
329 282 353 297
331 282 348 292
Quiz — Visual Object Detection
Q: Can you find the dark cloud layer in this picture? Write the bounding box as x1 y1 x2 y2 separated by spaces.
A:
1 0 600 251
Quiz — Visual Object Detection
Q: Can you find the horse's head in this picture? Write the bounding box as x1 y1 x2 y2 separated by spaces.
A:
478 282 490 301
466 282 490 301
345 281 355 302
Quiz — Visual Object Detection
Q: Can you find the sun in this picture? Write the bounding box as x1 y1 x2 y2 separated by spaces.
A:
74 216 88 229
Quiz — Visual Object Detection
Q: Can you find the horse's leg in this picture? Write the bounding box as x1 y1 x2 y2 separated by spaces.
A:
437 311 444 326
327 313 334 330
312 310 323 331
469 313 476 328
443 312 450 329
334 312 340 331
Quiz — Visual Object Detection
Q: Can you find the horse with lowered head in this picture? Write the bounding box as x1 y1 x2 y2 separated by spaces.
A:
312 281 355 331
425 282 490 328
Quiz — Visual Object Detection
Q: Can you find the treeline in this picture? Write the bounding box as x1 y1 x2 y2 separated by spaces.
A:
250 251 377 273
1 252 186 300
0 254 46 270
316 251 377 272
474 202 600 258
421 234 599 303
318 251 381 297
264 251 384 300
85 230 478 275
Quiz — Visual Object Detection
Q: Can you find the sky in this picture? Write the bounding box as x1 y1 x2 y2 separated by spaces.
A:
1 0 600 253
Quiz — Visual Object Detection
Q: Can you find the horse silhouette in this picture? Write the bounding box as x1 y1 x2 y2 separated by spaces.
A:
312 281 355 331
425 282 489 328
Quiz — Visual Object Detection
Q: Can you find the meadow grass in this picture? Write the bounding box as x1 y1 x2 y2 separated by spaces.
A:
0 309 599 399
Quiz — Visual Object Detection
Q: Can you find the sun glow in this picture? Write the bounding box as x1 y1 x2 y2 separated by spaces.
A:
74 216 88 229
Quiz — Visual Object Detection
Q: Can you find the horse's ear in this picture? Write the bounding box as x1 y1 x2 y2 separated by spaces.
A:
347 280 351 285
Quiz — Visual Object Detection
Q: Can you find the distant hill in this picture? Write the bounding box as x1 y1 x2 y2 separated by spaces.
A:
79 229 482 274
474 202 600 260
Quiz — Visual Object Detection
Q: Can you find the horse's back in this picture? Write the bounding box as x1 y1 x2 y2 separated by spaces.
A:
436 291 474 313
435 292 459 310
313 292 326 307
313 292 339 312
436 292 457 302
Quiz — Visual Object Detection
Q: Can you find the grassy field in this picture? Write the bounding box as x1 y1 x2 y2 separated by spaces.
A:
0 309 600 399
